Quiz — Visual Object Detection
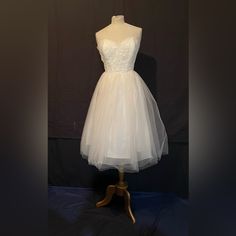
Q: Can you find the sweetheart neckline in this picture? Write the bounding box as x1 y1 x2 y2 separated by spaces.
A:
96 37 139 50
102 37 137 44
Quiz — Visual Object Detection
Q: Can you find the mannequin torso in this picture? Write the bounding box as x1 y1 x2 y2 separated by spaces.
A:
95 15 142 45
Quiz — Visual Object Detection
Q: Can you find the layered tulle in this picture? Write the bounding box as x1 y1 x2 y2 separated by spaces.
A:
80 70 168 173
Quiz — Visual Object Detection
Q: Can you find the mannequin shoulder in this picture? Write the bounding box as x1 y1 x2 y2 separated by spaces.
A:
136 26 142 37
95 25 110 40
126 23 142 31
125 23 142 36
134 25 142 32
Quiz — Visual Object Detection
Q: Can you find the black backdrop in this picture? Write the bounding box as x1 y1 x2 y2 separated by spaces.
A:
48 0 188 198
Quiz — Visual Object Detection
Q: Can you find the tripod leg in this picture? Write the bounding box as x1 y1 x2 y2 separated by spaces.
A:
96 184 116 207
123 189 136 224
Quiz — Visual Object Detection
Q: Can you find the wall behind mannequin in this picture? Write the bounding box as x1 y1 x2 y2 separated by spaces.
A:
48 0 188 197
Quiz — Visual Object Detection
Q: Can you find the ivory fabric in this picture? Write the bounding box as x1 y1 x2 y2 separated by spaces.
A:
80 36 168 172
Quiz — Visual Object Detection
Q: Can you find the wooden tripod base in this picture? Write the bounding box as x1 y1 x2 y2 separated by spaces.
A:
96 172 136 224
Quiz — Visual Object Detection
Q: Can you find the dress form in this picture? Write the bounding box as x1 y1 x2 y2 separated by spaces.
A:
81 14 168 223
95 15 142 224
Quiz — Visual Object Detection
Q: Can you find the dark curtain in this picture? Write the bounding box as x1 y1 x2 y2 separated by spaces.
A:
48 0 188 197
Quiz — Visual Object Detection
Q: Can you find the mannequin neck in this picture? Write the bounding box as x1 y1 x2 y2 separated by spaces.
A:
111 15 125 24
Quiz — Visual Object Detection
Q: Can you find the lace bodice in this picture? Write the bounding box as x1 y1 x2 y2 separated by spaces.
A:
96 37 140 72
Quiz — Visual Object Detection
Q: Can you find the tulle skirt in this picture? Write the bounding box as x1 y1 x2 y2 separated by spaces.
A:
80 70 168 173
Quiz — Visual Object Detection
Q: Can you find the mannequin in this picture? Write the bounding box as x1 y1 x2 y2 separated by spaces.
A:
81 14 168 223
95 15 142 45
94 15 142 224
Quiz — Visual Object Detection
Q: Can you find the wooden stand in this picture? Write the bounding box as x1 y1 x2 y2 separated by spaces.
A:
96 170 136 224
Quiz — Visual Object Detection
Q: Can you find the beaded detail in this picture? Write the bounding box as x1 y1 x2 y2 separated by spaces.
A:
97 37 139 72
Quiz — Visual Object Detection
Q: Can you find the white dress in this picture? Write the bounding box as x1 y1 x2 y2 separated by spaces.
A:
80 36 168 173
